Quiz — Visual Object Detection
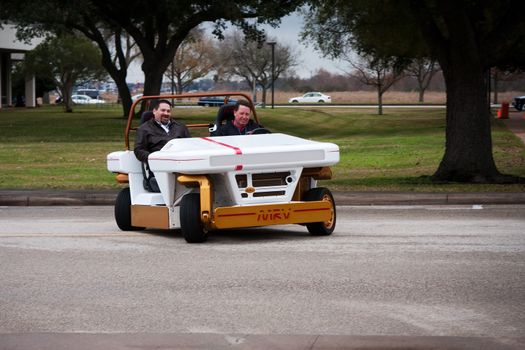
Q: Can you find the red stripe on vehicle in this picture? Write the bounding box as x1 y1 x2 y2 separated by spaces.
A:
148 157 204 161
201 137 242 154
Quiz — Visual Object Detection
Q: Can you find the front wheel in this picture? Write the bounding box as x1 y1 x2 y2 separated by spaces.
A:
114 187 144 231
180 193 208 243
303 187 336 236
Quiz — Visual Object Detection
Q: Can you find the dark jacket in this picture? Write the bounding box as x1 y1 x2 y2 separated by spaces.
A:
216 119 263 136
134 118 190 163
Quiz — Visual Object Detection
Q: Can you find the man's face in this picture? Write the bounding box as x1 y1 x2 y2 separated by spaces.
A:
233 105 251 128
153 102 171 125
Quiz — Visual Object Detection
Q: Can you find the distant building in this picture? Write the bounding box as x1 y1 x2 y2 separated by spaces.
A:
0 24 41 108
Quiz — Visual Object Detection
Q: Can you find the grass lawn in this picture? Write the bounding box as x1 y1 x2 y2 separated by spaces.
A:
0 104 524 192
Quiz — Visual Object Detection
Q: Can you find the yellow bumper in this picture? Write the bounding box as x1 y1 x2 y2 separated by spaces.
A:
212 200 333 229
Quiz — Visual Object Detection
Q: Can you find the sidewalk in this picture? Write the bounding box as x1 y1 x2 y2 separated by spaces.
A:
1 333 523 350
1 189 524 206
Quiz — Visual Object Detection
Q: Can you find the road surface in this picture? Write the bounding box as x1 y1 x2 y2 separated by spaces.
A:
0 205 524 348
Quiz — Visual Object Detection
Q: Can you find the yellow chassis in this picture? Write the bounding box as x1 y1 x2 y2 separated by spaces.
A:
130 172 334 231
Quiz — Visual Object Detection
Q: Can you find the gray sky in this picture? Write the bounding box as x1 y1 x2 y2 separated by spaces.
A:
255 12 346 78
127 11 345 83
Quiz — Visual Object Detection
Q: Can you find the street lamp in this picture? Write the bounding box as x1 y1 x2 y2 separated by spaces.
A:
266 41 276 109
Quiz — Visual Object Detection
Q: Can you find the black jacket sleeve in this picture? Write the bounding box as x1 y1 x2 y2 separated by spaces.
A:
134 127 150 163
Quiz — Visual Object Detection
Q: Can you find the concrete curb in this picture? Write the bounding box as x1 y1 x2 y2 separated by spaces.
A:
334 191 525 205
0 190 117 206
1 189 524 206
0 333 523 350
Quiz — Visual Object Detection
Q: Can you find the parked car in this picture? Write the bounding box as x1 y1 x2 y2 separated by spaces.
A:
71 94 106 104
512 96 525 111
131 94 143 102
288 92 332 103
198 96 237 107
76 89 100 99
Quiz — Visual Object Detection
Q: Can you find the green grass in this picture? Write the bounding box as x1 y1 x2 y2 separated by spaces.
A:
1 104 524 191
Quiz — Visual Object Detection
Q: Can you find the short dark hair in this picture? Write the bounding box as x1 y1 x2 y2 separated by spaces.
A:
234 99 252 111
153 99 172 110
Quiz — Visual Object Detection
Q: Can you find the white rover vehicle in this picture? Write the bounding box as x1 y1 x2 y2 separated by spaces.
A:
107 93 339 243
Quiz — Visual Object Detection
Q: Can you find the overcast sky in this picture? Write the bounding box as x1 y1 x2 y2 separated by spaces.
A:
127 11 346 83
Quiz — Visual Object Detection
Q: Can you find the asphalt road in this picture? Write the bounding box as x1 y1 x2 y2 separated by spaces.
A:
0 205 524 348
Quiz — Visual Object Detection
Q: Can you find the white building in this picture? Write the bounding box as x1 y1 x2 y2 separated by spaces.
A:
0 24 41 108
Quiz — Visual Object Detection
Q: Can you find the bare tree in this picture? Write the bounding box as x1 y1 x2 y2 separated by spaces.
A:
345 53 405 115
164 29 217 94
220 32 298 105
490 69 524 104
102 28 141 102
405 58 440 103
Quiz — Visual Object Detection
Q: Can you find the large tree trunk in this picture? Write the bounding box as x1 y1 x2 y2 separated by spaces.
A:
77 26 133 118
493 70 498 105
141 53 172 104
432 53 501 182
262 87 268 106
377 88 383 115
61 76 74 113
116 76 133 117
418 88 425 103
142 68 164 97
95 57 132 117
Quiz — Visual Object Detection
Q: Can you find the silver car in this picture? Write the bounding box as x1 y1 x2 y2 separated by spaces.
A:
289 92 331 103
71 94 106 104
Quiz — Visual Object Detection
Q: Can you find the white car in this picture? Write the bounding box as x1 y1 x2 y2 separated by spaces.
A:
131 94 143 102
289 92 331 103
107 92 339 243
71 94 106 104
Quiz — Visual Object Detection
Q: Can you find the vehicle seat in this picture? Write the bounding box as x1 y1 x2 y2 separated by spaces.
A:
209 103 236 136
140 111 154 124
141 162 160 193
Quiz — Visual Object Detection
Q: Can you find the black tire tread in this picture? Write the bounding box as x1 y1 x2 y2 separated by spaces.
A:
303 187 336 236
114 187 144 231
180 193 208 243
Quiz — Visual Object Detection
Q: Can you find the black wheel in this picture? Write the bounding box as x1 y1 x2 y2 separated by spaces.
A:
292 100 298 103
180 193 208 243
303 187 336 236
318 100 325 103
114 187 144 231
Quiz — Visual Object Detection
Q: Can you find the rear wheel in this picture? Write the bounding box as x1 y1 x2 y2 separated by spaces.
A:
115 187 144 231
303 187 336 236
180 193 208 243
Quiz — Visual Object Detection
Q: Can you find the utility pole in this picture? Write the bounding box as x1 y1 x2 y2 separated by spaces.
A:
267 41 276 109
252 73 257 104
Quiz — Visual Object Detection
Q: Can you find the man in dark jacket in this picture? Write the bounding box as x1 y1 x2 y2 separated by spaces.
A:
134 99 190 163
216 99 264 136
